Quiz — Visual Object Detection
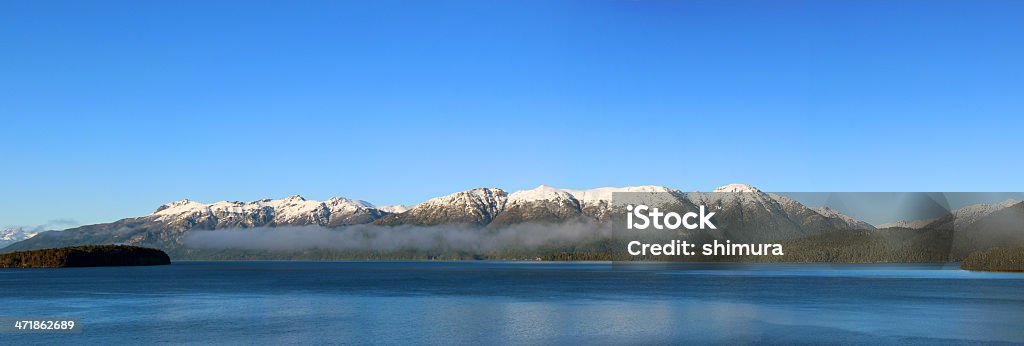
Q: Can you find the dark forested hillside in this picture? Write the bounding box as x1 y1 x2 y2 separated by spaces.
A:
0 245 171 268
753 228 954 263
961 247 1024 272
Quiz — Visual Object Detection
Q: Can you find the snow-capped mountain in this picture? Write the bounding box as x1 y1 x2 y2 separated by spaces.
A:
871 198 1024 260
812 207 876 231
3 194 410 254
375 188 509 226
682 184 875 241
877 199 1022 230
151 195 395 229
1 228 39 248
490 185 677 226
376 205 413 214
950 201 1024 260
492 186 584 226
704 185 875 234
713 183 763 193
2 183 878 255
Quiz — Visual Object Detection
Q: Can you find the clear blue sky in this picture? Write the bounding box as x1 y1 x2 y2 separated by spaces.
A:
2 0 1022 228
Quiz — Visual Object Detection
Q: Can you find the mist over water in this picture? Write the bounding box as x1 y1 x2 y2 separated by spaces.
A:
183 222 611 252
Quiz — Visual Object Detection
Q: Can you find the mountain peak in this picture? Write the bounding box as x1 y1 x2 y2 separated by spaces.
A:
326 197 375 210
146 194 386 228
509 185 576 203
878 198 1024 230
165 198 193 207
714 184 761 193
422 188 508 206
376 187 509 226
812 206 876 230
153 198 203 214
1 228 40 247
812 206 837 217
376 205 413 214
559 186 673 204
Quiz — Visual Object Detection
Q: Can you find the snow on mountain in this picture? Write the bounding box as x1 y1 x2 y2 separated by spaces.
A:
495 186 585 225
374 188 509 226
153 199 206 214
877 199 1022 230
150 195 393 227
509 185 674 206
415 188 508 212
681 185 807 241
1 228 38 241
135 185 885 233
12 184 881 234
492 185 680 225
143 186 683 229
713 184 762 193
376 205 413 214
559 185 674 206
325 197 377 212
508 185 578 205
1 228 39 248
3 183 886 253
696 184 796 214
690 184 777 210
945 199 1022 230
684 184 879 238
812 207 876 230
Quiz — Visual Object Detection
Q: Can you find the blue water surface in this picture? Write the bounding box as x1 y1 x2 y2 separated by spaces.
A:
2 261 1023 345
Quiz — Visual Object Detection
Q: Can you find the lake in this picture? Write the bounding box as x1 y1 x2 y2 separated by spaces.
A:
2 261 1023 345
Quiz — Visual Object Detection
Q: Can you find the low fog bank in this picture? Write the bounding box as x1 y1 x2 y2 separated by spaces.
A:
183 222 611 253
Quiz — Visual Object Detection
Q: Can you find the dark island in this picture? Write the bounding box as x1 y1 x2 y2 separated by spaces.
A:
0 245 171 268
961 247 1024 272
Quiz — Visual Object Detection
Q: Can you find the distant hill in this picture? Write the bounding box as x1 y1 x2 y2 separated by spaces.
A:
878 199 1021 231
875 200 1024 262
950 202 1024 260
0 245 170 268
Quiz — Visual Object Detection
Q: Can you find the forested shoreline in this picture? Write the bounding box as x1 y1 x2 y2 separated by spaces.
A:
0 245 171 268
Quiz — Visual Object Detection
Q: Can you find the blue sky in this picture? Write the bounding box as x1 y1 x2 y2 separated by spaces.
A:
2 0 1022 228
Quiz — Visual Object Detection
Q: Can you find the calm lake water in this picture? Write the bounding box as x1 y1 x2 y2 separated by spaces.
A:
2 261 1023 345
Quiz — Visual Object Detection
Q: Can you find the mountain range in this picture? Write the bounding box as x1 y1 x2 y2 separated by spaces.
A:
876 199 1022 231
3 184 1022 262
2 184 870 255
